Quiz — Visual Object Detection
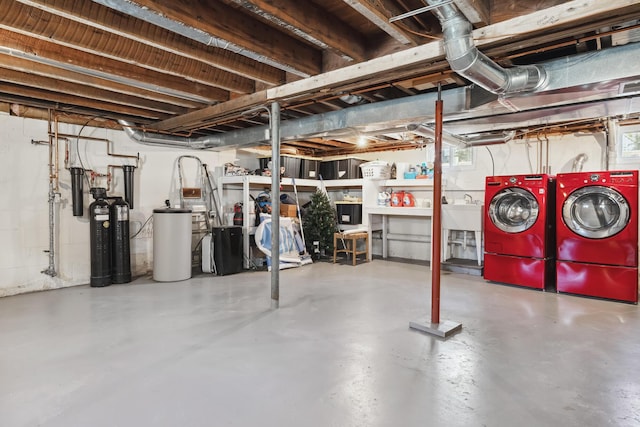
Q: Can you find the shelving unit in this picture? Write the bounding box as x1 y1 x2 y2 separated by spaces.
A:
220 175 451 267
220 175 363 267
362 178 437 265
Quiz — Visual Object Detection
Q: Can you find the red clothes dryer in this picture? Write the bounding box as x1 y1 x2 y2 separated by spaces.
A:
556 170 638 303
484 174 555 290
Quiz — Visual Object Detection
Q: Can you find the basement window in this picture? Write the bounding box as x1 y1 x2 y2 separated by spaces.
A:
617 123 640 162
427 145 474 168
442 146 473 168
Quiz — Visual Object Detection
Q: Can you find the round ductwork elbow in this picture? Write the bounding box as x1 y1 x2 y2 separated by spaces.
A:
437 7 546 95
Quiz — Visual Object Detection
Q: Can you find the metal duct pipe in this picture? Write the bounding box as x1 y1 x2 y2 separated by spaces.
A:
118 120 221 149
456 130 516 146
407 123 515 147
425 1 546 94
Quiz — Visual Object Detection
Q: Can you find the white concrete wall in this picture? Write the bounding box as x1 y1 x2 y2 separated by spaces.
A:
3 111 638 293
0 113 236 297
357 129 637 261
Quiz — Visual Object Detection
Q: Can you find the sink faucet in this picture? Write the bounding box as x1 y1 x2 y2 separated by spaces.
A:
464 193 473 204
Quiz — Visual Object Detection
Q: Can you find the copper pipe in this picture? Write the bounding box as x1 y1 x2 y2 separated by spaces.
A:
431 91 443 325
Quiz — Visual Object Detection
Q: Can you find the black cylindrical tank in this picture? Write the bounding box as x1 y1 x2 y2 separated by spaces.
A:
122 165 136 209
110 197 132 284
89 188 111 287
70 167 84 217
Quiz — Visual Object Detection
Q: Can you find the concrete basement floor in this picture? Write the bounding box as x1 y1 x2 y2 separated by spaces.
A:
1 260 639 427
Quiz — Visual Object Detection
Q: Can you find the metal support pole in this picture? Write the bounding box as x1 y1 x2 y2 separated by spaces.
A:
409 85 461 338
431 92 443 324
270 102 281 309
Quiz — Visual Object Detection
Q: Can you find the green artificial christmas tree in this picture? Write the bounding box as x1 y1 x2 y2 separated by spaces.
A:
303 189 338 259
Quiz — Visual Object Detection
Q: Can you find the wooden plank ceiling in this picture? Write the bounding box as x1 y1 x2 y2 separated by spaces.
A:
1 0 640 156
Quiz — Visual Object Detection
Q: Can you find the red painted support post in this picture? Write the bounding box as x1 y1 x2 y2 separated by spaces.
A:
409 86 461 338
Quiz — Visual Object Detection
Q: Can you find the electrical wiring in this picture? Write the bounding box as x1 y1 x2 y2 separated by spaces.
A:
485 146 495 176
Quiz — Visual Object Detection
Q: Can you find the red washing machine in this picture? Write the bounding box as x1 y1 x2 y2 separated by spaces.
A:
556 170 638 303
484 174 555 290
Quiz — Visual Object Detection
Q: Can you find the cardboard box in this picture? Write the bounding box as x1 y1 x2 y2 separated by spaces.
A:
280 203 298 217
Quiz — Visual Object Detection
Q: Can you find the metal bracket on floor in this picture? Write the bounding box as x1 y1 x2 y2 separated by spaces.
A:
409 320 462 339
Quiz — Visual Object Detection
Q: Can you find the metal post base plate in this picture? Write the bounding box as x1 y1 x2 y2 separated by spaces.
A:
409 320 462 338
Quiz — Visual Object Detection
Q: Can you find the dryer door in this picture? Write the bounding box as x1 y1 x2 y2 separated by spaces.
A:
488 187 539 233
562 186 629 239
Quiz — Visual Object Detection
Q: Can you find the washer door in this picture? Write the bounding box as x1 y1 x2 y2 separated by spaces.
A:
488 188 539 233
562 186 629 239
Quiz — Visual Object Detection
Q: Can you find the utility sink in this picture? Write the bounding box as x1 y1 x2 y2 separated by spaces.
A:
442 203 484 232
442 203 485 266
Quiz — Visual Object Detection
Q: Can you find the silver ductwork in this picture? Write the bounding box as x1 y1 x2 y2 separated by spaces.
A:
425 1 547 94
118 120 219 149
407 123 515 148
118 39 640 151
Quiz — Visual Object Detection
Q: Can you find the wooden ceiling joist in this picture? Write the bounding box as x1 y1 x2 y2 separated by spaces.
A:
124 0 323 77
15 0 286 85
1 0 640 156
230 0 368 62
0 82 169 120
0 67 188 115
0 30 228 103
0 54 206 109
0 0 254 94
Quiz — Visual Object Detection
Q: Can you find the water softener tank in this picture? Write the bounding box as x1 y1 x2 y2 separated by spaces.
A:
153 207 192 282
89 188 111 287
110 197 132 284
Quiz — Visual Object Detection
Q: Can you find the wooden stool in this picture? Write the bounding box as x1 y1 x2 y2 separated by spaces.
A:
333 232 369 266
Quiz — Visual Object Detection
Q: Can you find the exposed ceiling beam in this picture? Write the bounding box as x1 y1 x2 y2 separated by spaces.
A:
0 103 125 127
465 0 640 52
148 92 269 132
0 0 254 94
0 81 169 120
149 0 640 133
342 0 416 45
227 0 367 62
94 0 322 77
0 30 226 103
0 66 189 115
15 0 286 85
0 53 206 109
453 0 490 26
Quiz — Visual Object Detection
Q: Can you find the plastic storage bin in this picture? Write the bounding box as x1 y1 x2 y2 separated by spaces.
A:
336 202 363 224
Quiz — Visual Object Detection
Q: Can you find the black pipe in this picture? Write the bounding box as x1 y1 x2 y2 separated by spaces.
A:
70 167 84 216
123 165 136 209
